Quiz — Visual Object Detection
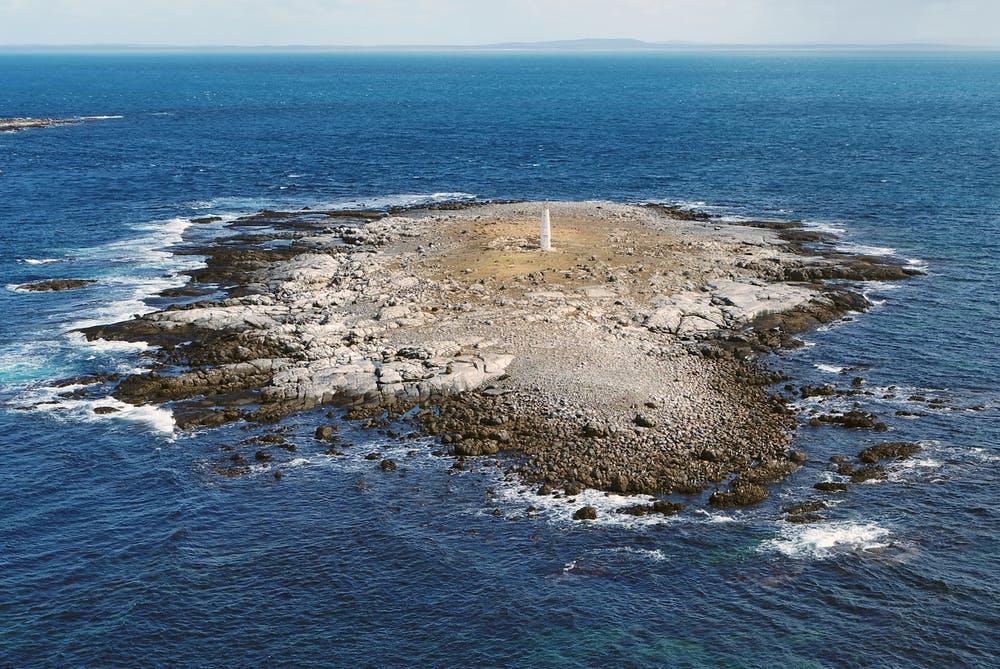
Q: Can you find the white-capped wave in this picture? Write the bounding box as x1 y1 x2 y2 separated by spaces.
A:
885 457 945 483
836 242 897 257
11 387 174 434
19 258 62 265
189 192 477 216
814 363 844 374
802 220 848 235
64 330 153 353
0 343 61 388
320 192 478 211
594 546 669 562
761 521 892 559
669 199 708 209
967 447 1000 464
68 217 200 269
490 480 682 528
692 508 738 523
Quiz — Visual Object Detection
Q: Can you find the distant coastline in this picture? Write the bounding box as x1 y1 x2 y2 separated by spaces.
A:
1 39 995 54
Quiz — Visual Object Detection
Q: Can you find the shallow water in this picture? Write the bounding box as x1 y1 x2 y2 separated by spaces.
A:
1 51 998 668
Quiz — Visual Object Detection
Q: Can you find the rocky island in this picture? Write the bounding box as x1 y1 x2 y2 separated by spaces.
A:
0 116 119 133
77 201 921 512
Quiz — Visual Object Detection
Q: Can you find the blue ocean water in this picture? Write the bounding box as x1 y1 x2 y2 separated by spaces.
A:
1 52 998 668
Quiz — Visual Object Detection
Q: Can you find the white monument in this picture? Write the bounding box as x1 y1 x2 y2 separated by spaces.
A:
540 207 552 251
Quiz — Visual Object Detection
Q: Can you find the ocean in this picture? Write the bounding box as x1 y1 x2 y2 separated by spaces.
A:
1 51 997 668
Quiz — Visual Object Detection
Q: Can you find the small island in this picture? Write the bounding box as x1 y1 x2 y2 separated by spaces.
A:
78 201 921 512
0 116 118 133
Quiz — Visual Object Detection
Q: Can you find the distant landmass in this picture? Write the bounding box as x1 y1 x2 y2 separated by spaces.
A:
481 38 677 50
0 39 985 52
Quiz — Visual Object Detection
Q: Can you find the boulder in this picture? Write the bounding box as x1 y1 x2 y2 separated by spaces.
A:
314 425 337 441
858 441 921 463
633 413 656 428
782 500 827 515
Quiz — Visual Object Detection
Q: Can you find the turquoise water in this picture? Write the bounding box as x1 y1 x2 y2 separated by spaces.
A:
1 52 998 667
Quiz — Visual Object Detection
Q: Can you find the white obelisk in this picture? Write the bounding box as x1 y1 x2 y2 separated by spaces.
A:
540 207 552 251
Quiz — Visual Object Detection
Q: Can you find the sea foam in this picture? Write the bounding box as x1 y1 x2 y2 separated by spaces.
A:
814 363 845 374
490 478 683 528
761 521 893 559
12 387 175 434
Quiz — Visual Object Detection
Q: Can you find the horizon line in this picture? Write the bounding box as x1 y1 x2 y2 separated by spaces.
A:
0 38 997 52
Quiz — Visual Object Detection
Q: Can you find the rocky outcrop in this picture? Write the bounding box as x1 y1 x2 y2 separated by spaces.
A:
617 500 684 516
858 441 921 463
709 479 769 507
19 279 95 292
643 280 815 339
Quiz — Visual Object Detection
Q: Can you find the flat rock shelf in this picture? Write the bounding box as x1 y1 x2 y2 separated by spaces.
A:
74 201 921 511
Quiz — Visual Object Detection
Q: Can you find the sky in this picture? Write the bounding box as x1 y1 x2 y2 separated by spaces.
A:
0 0 997 47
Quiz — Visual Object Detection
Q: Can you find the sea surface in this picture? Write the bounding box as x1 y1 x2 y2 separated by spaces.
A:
1 51 998 668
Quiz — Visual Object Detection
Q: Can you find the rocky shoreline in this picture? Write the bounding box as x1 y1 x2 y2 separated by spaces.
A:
70 200 921 514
